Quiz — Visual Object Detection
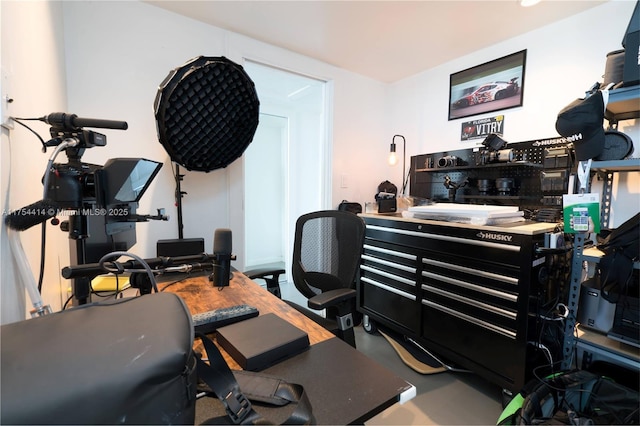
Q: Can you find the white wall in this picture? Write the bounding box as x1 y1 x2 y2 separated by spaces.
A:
1 1 70 322
60 0 389 256
1 0 389 322
390 0 638 156
389 0 639 225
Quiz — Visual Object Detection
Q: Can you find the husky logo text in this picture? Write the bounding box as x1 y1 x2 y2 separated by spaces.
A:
477 231 513 242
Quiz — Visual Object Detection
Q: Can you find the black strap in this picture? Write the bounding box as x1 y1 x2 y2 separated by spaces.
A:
195 333 314 425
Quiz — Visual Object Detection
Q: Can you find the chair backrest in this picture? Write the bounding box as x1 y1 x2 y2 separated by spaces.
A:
292 210 366 299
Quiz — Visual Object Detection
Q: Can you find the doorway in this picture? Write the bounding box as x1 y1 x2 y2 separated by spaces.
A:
242 61 330 286
244 113 287 269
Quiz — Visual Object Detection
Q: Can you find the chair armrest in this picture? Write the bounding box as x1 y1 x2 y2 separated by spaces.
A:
243 268 285 280
243 268 285 298
308 288 356 310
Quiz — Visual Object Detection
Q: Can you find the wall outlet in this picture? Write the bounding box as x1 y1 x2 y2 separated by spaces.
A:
1 67 14 130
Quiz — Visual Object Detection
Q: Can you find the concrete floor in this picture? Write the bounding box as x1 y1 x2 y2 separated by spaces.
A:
356 326 504 425
278 280 506 425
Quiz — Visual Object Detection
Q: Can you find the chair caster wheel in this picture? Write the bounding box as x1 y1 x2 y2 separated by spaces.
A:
363 315 378 334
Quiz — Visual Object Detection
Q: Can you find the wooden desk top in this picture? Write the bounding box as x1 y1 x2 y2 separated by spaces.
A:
162 271 335 368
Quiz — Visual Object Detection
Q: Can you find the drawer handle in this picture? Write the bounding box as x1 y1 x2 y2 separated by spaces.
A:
366 225 520 252
361 265 416 286
422 285 517 320
363 244 417 261
422 271 518 302
361 255 416 274
361 277 416 301
423 258 518 286
422 300 516 339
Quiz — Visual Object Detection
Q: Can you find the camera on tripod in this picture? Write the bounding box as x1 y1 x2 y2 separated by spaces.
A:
44 113 160 209
41 112 165 304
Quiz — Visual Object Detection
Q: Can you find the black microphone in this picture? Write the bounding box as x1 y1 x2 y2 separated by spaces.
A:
211 228 233 287
42 112 128 131
4 199 59 231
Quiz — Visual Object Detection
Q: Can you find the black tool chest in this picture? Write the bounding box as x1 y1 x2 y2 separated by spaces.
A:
358 214 555 392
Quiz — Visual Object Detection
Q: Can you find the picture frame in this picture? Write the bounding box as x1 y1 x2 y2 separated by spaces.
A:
448 50 526 121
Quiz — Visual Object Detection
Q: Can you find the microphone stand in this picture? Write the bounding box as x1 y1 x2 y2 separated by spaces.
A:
62 252 228 280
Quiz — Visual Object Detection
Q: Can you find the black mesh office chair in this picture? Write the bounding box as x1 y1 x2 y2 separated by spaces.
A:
248 210 365 347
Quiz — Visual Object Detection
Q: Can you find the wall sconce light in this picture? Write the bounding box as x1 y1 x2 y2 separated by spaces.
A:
389 134 408 195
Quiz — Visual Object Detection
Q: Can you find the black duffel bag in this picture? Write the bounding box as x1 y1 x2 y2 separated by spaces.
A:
338 200 362 214
598 212 640 303
1 292 197 425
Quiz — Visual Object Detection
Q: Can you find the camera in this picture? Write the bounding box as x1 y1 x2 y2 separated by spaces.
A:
475 148 515 166
44 116 163 234
39 112 165 304
437 155 458 168
474 133 515 166
47 158 161 210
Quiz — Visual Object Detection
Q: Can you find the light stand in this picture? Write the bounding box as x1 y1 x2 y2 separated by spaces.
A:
174 163 186 239
155 56 259 241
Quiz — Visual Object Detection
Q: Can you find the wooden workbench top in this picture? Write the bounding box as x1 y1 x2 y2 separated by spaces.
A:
360 212 557 235
161 271 335 368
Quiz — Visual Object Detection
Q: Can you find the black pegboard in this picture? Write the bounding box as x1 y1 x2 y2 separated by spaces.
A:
410 137 575 213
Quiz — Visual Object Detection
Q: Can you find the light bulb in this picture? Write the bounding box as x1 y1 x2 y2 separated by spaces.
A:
388 151 398 166
389 141 397 166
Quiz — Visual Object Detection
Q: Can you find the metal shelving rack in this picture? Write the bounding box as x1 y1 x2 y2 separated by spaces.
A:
560 86 640 370
604 85 640 125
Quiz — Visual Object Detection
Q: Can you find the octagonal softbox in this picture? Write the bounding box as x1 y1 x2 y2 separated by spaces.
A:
154 56 260 172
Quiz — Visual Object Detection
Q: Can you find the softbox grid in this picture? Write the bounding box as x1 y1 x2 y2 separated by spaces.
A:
155 56 260 172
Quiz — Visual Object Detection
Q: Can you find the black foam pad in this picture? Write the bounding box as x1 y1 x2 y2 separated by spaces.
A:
154 56 260 172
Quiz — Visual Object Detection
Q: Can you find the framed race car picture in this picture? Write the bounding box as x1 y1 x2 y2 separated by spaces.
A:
448 50 526 121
